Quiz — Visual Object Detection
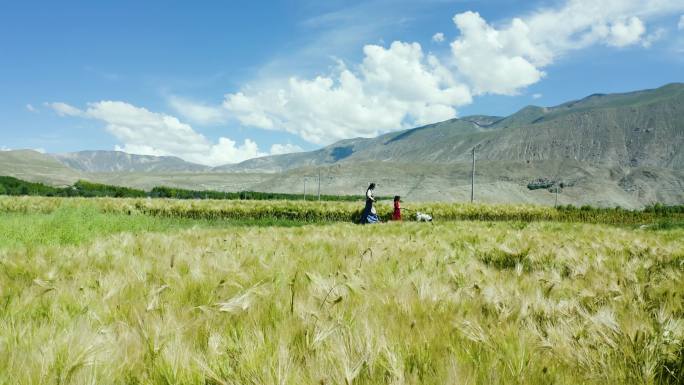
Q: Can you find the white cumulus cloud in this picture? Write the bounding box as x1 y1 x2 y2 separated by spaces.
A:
451 12 547 95
26 104 38 113
606 16 646 47
221 41 472 144
641 28 666 47
46 101 296 166
449 0 684 95
432 32 445 43
167 95 227 125
44 102 83 117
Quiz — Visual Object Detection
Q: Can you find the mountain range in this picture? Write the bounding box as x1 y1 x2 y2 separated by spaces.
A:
52 151 210 173
2 83 682 207
221 82 683 172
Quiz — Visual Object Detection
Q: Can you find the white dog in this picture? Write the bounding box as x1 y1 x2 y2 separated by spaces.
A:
416 212 433 222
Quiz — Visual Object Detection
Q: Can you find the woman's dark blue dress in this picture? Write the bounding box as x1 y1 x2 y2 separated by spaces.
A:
360 190 379 224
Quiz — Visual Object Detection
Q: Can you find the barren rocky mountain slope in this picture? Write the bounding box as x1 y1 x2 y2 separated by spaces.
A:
220 83 684 172
52 150 210 173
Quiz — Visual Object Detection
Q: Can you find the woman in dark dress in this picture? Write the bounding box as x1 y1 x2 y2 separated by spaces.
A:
360 183 379 224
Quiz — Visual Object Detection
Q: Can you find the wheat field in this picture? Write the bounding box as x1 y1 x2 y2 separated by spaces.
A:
1 196 681 224
0 199 682 384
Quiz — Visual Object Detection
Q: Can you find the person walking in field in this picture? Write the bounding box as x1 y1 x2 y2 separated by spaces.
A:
360 182 379 224
392 195 402 221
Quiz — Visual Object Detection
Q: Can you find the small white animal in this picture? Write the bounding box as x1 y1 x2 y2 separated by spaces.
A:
416 212 433 222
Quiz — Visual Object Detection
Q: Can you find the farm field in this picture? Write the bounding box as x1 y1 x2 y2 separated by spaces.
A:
2 196 683 224
0 198 682 384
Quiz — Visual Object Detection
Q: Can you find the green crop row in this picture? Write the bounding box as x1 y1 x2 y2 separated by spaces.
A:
1 196 682 225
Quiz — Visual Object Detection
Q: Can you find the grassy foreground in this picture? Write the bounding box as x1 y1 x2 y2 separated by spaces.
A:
0 204 308 250
0 204 682 384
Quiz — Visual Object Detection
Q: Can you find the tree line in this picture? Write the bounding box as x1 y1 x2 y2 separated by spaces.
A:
0 176 379 201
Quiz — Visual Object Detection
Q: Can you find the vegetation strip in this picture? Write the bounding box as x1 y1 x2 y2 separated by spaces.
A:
0 175 390 201
1 196 682 225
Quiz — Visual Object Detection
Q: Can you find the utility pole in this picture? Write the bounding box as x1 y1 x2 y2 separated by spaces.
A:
554 185 559 207
303 178 307 201
317 169 321 202
470 146 476 203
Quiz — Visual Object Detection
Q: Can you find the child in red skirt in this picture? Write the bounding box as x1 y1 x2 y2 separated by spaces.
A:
392 195 402 221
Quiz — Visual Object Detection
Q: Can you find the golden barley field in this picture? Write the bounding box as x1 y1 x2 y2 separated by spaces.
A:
0 197 682 384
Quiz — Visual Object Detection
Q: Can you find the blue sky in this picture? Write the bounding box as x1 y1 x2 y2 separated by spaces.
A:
1 0 683 165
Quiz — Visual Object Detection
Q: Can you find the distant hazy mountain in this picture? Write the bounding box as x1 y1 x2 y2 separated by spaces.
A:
221 83 684 172
52 151 210 172
0 149 82 185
